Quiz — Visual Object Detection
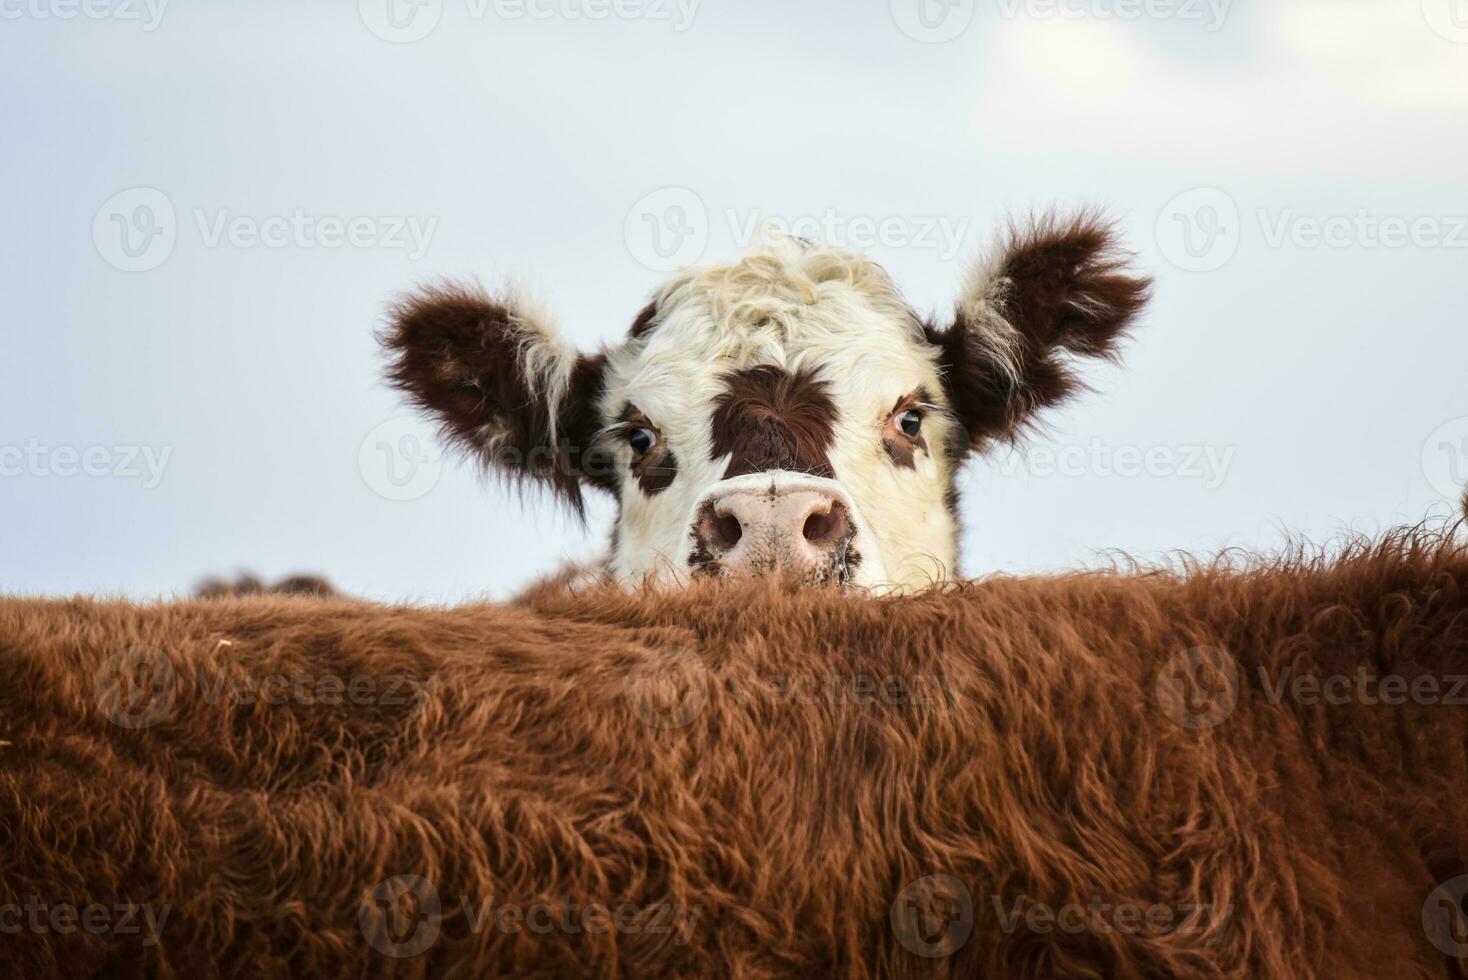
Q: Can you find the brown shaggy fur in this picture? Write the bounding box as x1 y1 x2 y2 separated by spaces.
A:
2 526 1467 978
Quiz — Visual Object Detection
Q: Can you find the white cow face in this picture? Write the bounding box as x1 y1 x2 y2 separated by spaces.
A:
383 212 1150 591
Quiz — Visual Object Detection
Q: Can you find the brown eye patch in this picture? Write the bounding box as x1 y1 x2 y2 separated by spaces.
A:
709 366 838 480
616 405 679 495
882 388 933 470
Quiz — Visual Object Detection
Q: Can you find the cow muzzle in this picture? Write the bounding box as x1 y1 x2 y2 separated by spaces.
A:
687 473 869 587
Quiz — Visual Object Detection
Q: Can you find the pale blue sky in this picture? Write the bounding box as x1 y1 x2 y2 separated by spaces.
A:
2 0 1465 601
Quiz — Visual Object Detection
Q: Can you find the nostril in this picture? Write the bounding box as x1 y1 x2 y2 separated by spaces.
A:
696 503 744 555
715 513 743 550
694 501 747 560
802 500 849 547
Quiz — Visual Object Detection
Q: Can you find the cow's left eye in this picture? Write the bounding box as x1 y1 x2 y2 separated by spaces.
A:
898 410 923 437
628 427 658 455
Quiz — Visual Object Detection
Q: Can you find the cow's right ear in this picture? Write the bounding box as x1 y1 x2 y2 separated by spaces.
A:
380 283 611 515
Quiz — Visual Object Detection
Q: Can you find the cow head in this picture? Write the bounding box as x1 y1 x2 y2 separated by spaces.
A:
382 211 1150 591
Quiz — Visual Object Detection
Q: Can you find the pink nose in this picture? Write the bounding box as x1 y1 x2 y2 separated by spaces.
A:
692 487 853 581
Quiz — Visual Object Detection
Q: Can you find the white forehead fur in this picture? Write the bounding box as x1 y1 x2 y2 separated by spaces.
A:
598 235 962 590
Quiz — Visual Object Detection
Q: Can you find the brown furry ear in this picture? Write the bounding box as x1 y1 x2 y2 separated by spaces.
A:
926 211 1152 449
380 283 612 516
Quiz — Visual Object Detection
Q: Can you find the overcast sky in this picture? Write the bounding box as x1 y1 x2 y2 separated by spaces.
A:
2 0 1465 602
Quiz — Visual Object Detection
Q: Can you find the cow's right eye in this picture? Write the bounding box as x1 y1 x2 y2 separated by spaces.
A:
628 427 657 455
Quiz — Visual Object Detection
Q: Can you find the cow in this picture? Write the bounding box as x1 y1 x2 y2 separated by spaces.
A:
382 211 1152 592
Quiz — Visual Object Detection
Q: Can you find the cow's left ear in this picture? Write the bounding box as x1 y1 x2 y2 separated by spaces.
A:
925 211 1152 450
380 282 611 516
